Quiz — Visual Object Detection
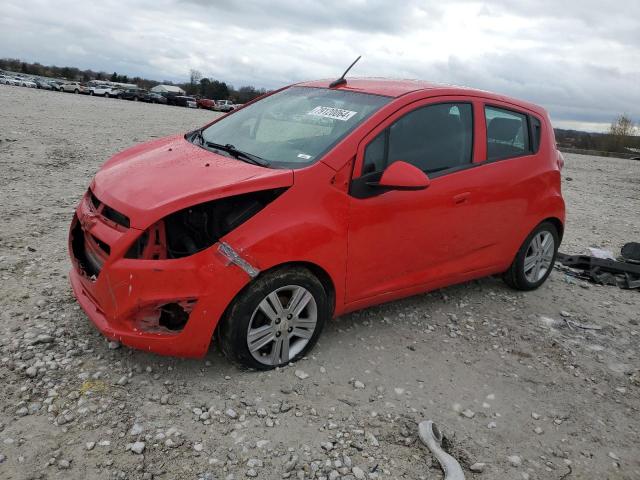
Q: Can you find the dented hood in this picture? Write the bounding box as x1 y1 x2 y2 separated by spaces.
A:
91 135 294 229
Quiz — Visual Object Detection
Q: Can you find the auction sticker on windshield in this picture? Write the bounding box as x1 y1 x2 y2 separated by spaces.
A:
308 106 358 121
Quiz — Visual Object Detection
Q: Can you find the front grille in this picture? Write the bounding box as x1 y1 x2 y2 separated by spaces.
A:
88 189 130 229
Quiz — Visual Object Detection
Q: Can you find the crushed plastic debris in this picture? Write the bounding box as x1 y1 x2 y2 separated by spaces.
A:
556 243 640 290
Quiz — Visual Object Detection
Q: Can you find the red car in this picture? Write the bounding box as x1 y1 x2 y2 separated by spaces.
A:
69 78 565 369
196 98 217 110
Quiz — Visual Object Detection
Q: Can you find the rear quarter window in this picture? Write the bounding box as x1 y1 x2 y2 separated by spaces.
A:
530 116 542 153
485 106 530 161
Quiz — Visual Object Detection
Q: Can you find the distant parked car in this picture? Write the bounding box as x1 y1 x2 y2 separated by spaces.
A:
0 75 16 85
60 82 85 94
142 91 167 104
121 88 147 101
89 85 115 96
172 96 197 108
48 80 64 91
105 88 123 98
196 98 217 110
34 79 53 90
15 77 37 88
214 99 235 112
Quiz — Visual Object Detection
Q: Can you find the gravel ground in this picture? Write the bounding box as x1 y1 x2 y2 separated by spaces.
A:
0 85 639 480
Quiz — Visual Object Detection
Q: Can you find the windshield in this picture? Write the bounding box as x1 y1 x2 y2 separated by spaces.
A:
200 86 390 168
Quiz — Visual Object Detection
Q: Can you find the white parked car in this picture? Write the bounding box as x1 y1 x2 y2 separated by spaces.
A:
60 82 85 93
0 76 20 86
89 85 117 97
17 78 37 88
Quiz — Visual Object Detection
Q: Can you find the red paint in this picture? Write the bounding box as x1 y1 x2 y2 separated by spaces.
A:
378 161 431 190
69 78 565 358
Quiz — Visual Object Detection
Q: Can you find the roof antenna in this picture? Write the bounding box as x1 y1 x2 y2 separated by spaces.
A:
329 56 362 88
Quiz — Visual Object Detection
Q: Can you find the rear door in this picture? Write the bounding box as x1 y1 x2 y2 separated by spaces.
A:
470 102 548 265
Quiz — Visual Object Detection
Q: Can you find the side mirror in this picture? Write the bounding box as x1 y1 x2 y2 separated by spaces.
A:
369 161 430 191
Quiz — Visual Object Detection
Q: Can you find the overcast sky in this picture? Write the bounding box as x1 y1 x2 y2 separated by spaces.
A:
2 0 639 131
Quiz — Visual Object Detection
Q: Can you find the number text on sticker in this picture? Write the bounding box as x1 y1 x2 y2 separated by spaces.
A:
308 106 358 122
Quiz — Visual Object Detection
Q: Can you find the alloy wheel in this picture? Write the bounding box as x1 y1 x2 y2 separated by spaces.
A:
247 285 317 366
523 231 555 283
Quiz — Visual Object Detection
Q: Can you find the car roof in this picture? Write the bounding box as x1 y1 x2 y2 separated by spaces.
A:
296 77 545 115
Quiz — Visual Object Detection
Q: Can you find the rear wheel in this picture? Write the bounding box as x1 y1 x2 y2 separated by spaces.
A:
219 267 328 369
503 221 559 291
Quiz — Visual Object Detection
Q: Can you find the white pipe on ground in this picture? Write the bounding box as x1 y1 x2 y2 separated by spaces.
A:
418 420 465 480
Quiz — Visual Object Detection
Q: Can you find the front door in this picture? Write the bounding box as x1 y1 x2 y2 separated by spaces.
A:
345 98 485 303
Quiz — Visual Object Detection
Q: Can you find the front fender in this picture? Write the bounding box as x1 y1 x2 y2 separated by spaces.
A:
221 163 350 314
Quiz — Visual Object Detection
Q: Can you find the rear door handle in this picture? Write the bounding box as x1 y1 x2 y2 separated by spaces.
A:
453 192 471 205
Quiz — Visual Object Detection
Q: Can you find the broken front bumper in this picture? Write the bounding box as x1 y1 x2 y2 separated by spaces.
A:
68 194 251 358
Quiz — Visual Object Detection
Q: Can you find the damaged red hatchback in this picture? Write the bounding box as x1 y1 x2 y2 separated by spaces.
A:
69 78 565 369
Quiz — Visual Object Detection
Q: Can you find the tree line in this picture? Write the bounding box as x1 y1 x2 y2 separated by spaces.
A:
0 58 268 103
555 114 639 154
2 57 637 151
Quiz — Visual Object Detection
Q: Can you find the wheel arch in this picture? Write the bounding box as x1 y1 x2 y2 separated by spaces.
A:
252 261 337 317
274 261 337 317
214 260 337 336
540 216 564 241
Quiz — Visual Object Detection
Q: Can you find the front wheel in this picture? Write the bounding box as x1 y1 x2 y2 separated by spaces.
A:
74 89 79 94
219 267 328 369
503 221 559 291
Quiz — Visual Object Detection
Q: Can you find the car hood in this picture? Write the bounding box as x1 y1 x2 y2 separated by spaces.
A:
91 135 294 229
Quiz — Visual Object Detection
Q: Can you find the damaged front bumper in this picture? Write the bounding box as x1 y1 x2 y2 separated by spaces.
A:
68 193 252 357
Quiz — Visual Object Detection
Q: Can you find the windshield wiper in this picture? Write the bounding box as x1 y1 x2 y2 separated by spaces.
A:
204 141 270 167
188 129 269 167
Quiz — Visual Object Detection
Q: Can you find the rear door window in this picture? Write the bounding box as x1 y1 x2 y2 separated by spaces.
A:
485 106 530 161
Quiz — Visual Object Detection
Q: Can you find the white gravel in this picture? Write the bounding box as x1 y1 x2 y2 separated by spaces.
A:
0 84 639 479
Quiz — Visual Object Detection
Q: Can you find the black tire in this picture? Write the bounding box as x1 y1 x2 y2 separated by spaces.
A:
503 221 559 291
133 96 138 101
218 267 329 370
74 89 79 94
90 91 94 95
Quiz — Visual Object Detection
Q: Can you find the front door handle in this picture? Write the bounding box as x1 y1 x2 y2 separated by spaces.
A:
453 192 471 205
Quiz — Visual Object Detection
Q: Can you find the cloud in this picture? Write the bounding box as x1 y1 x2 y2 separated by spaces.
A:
1 0 638 131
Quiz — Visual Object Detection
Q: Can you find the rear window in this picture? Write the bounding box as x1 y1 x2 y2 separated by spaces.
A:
485 106 530 161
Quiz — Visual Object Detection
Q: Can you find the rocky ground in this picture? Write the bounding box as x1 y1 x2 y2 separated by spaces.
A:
0 85 638 480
